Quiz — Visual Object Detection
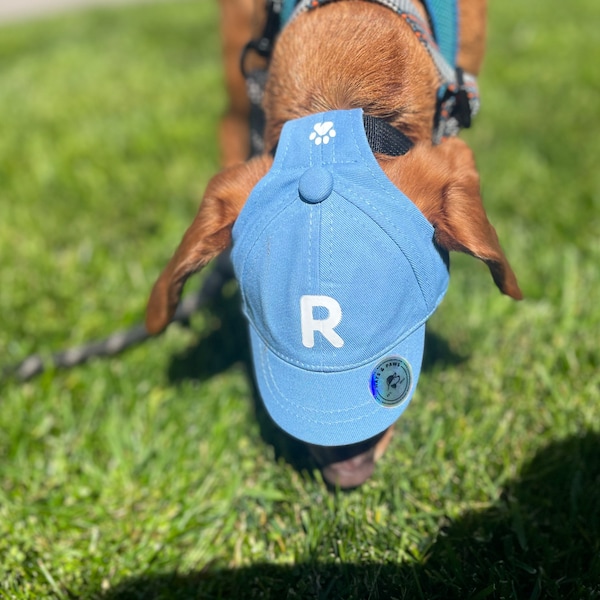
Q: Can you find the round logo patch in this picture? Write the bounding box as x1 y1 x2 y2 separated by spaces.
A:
370 356 413 408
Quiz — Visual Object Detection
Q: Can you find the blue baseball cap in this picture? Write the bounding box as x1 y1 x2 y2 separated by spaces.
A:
231 108 449 446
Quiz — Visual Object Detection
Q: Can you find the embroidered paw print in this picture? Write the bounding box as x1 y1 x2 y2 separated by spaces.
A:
309 121 336 145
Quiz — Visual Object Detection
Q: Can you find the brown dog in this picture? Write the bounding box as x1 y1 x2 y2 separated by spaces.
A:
146 0 521 488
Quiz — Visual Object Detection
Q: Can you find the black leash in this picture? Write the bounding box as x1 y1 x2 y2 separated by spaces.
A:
3 251 234 382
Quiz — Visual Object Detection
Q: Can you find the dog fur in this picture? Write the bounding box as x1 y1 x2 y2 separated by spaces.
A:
145 0 521 488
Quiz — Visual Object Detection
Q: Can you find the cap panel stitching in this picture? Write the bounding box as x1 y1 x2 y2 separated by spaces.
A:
259 338 380 420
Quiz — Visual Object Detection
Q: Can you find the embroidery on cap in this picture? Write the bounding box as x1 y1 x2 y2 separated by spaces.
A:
309 121 336 145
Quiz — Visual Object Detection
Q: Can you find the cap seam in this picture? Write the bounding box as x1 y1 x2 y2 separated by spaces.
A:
248 317 429 372
235 198 296 287
259 340 380 420
348 114 442 309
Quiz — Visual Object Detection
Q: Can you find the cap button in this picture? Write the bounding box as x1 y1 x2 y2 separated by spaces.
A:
299 166 334 204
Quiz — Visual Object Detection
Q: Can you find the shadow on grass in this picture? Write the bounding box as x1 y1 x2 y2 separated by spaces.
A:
93 432 600 600
165 280 464 386
166 283 251 385
163 276 466 475
164 281 315 472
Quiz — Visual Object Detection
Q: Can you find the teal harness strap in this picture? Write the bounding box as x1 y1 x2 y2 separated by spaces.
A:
422 0 458 68
281 0 297 23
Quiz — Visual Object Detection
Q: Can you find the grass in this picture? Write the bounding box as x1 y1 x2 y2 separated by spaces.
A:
0 0 598 598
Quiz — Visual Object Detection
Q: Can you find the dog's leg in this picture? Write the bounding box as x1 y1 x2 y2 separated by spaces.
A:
218 0 263 166
457 0 487 75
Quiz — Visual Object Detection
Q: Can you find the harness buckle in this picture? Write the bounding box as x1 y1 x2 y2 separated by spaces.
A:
452 67 472 129
241 39 272 78
241 0 282 78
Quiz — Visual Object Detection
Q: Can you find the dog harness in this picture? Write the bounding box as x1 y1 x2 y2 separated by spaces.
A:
242 0 479 152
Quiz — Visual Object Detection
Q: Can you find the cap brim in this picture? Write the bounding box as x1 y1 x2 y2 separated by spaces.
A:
248 323 426 446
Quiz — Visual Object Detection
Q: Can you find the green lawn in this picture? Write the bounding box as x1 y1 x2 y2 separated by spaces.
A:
1 1 599 598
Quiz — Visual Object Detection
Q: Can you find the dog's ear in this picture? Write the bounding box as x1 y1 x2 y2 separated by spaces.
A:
145 155 273 334
380 137 522 299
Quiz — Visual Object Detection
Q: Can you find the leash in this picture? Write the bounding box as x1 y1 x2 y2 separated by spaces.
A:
3 251 234 382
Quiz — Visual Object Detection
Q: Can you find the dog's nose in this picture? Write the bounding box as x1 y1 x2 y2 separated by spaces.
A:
307 427 392 489
319 450 376 489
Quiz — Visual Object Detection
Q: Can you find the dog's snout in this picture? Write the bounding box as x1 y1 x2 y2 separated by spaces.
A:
308 427 394 489
320 451 377 489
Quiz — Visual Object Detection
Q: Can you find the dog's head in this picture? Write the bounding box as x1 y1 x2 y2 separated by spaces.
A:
145 1 521 487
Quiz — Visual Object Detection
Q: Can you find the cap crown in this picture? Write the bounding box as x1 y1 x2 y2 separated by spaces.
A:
232 109 448 372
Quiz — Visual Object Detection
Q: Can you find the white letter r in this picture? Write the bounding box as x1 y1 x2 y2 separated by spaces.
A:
300 295 344 349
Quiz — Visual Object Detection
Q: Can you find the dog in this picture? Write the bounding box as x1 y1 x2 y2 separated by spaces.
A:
145 0 522 489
